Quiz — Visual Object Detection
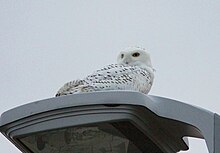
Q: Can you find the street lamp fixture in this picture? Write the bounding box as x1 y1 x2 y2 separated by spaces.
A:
0 91 219 153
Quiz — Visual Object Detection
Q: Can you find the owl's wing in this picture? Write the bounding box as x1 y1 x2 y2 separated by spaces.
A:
87 64 143 79
84 64 153 94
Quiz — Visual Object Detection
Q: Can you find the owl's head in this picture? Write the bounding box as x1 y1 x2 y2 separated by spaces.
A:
117 46 154 70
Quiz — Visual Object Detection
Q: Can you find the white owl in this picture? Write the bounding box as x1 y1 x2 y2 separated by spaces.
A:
56 47 155 96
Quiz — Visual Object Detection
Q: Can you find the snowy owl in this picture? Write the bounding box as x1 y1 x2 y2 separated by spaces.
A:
56 47 154 96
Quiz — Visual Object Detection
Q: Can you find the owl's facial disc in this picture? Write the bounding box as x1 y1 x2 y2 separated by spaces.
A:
117 47 153 69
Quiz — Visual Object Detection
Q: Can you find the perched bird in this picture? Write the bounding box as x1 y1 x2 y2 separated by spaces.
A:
56 47 155 97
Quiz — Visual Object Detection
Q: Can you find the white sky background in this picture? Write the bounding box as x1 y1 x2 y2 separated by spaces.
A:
0 0 219 152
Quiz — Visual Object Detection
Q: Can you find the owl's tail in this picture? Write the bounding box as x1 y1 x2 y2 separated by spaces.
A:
55 80 85 96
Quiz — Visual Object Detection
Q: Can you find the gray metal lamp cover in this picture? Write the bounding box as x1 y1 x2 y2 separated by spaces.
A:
0 91 219 153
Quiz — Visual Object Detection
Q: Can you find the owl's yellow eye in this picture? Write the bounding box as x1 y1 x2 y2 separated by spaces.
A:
132 52 140 57
121 54 124 58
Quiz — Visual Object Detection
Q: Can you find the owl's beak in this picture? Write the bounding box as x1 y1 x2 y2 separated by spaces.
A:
123 59 130 65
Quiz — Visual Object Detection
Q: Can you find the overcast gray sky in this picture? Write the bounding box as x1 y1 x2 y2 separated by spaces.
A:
0 0 219 152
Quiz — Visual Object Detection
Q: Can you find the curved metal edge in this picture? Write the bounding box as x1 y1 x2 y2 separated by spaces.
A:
0 91 155 126
148 95 215 153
